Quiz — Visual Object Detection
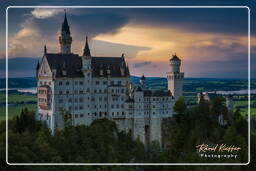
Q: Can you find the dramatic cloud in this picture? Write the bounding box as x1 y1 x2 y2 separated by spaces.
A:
2 5 255 78
31 8 64 19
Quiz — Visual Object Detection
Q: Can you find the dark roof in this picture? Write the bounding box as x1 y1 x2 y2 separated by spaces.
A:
45 53 83 78
43 53 130 78
91 56 129 77
83 36 91 56
125 97 134 103
61 12 70 35
143 90 172 97
136 86 143 92
170 54 181 61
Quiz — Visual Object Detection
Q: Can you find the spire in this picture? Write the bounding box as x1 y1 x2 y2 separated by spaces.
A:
83 36 91 56
36 60 40 70
61 9 70 35
44 45 47 54
140 74 146 81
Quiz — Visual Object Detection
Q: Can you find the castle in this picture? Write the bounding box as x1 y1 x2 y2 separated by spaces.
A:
36 12 184 146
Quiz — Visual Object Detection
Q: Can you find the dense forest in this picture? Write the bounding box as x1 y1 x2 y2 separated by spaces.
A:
0 97 255 170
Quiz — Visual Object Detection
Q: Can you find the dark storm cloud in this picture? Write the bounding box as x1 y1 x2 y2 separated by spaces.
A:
133 61 152 68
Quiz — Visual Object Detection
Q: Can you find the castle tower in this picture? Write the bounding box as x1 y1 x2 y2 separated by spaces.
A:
59 10 72 54
82 36 91 71
140 75 146 89
81 36 93 125
167 54 184 100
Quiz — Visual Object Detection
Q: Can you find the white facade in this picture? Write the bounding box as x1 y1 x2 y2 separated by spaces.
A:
36 12 184 145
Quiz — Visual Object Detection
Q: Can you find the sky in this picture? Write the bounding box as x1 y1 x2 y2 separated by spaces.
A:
0 0 255 78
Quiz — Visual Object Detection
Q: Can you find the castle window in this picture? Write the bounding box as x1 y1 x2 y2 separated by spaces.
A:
99 97 102 101
116 104 119 108
117 112 119 115
69 106 72 110
122 112 124 115
104 89 107 93
111 104 114 108
74 90 78 94
80 90 83 94
94 113 97 116
66 90 69 94
99 89 102 93
79 98 83 102
112 112 114 116
87 73 90 77
118 81 121 85
75 114 78 118
95 81 99 85
66 81 69 85
80 114 84 117
121 89 124 93
79 81 83 85
86 88 90 92
92 97 95 101
74 98 78 102
103 81 107 85
94 105 97 108
59 99 63 103
111 81 114 85
59 90 62 94
94 89 97 93
75 81 78 85
104 97 107 101
68 98 72 102
99 112 102 117
75 106 78 110
121 104 124 108
112 89 114 93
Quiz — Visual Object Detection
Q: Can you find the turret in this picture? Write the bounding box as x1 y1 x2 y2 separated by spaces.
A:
82 36 91 72
140 75 146 89
167 53 184 100
59 10 72 54
169 53 181 73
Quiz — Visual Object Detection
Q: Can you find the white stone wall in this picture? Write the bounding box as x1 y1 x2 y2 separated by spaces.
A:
167 73 184 100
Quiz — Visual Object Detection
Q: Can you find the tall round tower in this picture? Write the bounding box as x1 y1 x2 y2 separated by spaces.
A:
167 54 184 100
59 10 72 54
